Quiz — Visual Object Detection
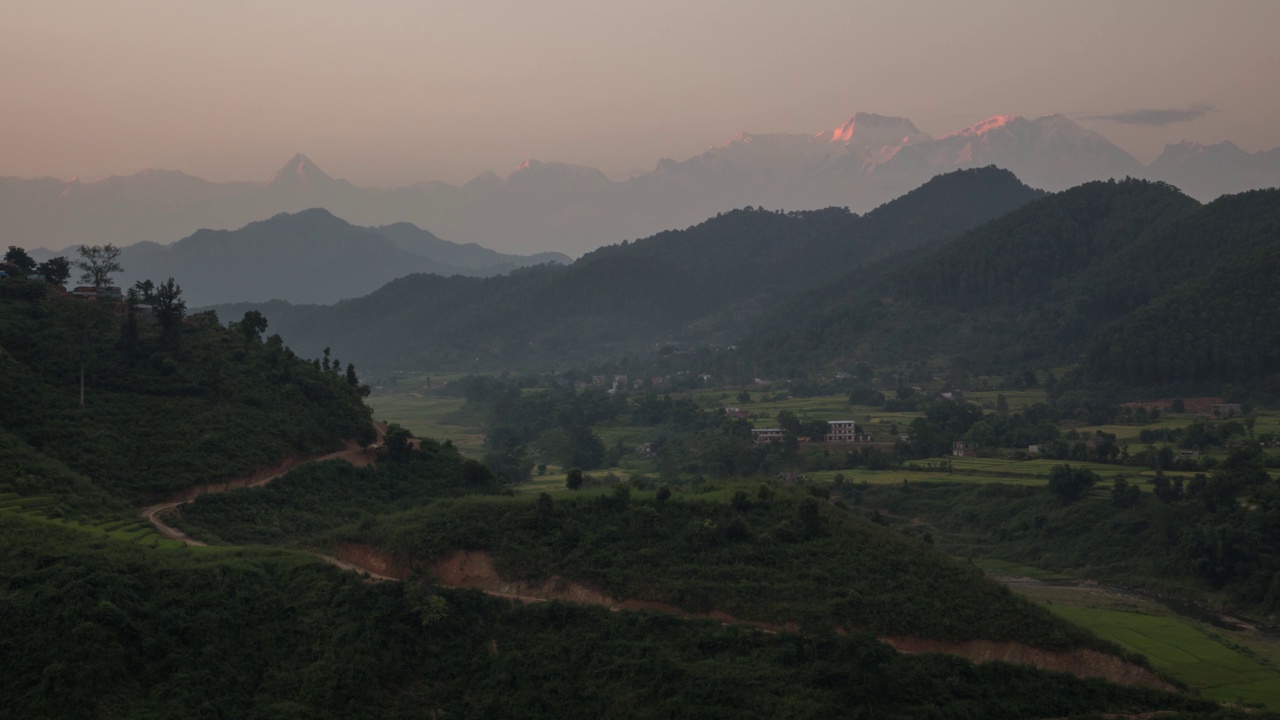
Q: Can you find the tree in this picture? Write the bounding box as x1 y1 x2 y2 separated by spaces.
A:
4 246 37 273
1110 477 1141 508
1048 464 1099 503
131 279 156 303
75 244 123 288
801 419 829 442
565 467 584 490
796 497 826 538
36 256 71 285
655 484 671 508
153 278 186 345
777 410 801 436
384 424 415 460
234 310 268 345
996 393 1009 415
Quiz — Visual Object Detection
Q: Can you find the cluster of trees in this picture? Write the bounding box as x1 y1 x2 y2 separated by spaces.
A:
1086 243 1280 387
355 485 1122 653
3 245 71 284
4 515 1231 719
177 432 505 545
0 282 372 501
737 183 1280 393
863 446 1280 614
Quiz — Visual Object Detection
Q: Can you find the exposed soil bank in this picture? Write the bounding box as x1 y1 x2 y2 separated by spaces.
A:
331 545 1173 691
880 636 1174 692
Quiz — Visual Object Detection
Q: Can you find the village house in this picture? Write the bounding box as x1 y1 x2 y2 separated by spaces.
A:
751 428 787 446
824 420 871 443
723 407 752 419
71 285 123 301
952 440 976 457
1212 403 1244 418
1027 444 1045 454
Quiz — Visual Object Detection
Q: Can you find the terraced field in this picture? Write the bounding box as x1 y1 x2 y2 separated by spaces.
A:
1039 593 1280 710
0 491 184 548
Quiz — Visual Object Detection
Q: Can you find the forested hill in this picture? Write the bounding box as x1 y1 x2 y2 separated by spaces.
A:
118 208 570 307
1085 241 1280 385
0 282 372 504
736 181 1280 384
211 167 1043 371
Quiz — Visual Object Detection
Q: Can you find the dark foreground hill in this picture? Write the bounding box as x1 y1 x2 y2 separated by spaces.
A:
212 167 1044 371
4 515 1242 720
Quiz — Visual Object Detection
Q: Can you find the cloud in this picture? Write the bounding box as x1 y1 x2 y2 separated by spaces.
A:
1081 103 1216 127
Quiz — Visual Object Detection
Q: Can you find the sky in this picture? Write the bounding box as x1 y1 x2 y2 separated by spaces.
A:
4 0 1279 187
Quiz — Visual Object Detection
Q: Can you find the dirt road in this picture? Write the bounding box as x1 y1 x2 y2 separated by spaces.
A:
141 426 384 546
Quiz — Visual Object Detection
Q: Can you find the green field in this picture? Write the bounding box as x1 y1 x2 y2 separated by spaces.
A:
963 389 1050 412
366 393 487 457
803 456 1198 488
0 495 186 549
1004 583 1280 710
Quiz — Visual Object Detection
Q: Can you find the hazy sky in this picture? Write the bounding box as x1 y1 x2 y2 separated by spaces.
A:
5 0 1279 186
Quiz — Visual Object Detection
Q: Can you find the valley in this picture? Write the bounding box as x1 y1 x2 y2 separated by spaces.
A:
4 166 1280 718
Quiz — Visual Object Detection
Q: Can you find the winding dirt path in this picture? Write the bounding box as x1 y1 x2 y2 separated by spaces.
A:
325 544 1175 692
141 425 385 545
136 428 1174 693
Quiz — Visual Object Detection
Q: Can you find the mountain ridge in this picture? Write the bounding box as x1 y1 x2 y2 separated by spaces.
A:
38 208 570 306
4 112 1277 256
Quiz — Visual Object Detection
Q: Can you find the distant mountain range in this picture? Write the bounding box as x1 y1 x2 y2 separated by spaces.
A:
30 210 569 306
5 112 1277 256
209 167 1045 370
205 169 1280 392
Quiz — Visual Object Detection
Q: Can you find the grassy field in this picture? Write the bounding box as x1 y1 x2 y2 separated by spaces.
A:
366 393 487 457
802 456 1199 488
1012 584 1280 710
963 389 1050 412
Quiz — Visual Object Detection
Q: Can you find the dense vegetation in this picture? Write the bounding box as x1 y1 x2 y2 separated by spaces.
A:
1086 243 1280 387
6 516 1243 720
175 436 508 545
177 460 1131 655
857 447 1280 615
736 183 1280 388
0 286 372 503
212 167 1042 371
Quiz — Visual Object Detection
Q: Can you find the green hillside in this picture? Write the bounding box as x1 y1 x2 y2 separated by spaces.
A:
211 167 1042 371
738 182 1280 385
4 514 1238 720
1086 243 1280 386
0 284 372 503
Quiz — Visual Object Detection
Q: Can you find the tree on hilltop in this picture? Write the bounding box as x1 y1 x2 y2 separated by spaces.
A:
4 246 36 273
153 278 186 346
36 257 72 285
75 244 123 288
